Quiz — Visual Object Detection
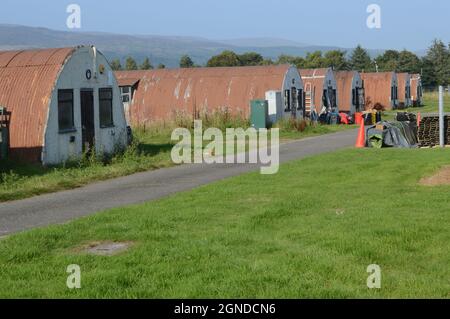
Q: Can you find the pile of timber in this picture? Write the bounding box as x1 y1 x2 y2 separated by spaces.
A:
418 115 450 147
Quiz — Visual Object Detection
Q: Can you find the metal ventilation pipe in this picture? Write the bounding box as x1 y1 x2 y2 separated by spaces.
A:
92 45 98 79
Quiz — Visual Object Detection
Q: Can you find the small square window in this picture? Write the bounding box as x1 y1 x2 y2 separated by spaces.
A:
120 86 132 104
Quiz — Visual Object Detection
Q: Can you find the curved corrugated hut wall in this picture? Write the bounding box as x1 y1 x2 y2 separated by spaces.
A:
334 71 356 113
0 47 75 162
361 72 397 110
397 73 411 106
116 65 296 126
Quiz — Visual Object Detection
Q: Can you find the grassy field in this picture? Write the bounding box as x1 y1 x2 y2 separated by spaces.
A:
0 148 449 298
0 122 351 202
383 91 449 121
0 92 447 203
0 129 175 202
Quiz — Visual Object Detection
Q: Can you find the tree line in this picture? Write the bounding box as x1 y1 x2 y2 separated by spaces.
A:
111 39 450 87
111 57 167 71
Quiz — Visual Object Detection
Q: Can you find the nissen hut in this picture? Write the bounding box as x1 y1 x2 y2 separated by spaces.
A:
360 72 398 110
397 73 412 108
334 71 365 114
0 46 128 164
299 68 338 116
115 65 304 126
410 74 423 107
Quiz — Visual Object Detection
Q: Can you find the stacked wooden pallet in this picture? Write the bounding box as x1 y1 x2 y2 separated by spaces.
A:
418 115 450 147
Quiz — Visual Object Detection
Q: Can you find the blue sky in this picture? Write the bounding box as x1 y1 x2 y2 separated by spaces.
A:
0 0 448 50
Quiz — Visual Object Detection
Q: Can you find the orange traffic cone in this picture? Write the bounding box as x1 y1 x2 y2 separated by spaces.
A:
355 120 366 148
417 112 421 128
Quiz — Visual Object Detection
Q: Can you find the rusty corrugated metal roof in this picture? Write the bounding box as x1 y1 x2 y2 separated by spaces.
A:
115 65 294 126
334 71 358 113
299 68 329 78
0 47 75 162
396 73 410 104
117 77 140 87
360 72 396 110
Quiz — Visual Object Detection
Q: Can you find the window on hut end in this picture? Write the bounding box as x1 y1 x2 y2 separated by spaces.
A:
331 89 337 109
99 88 114 128
322 90 329 108
284 89 291 112
297 89 304 111
291 87 298 111
359 87 365 110
58 89 75 132
120 86 132 103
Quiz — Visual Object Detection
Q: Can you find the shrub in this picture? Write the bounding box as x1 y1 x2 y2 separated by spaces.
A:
275 118 310 132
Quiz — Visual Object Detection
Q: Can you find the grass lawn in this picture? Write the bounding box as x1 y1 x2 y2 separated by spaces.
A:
0 123 352 202
0 130 175 202
0 92 447 203
383 91 449 121
0 148 449 298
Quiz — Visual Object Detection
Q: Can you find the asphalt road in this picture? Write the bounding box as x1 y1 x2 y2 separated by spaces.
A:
0 129 357 236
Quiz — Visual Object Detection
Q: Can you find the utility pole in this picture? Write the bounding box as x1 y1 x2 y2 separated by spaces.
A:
439 86 444 148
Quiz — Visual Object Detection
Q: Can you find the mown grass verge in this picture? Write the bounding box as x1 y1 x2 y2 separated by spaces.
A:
0 148 449 298
383 91 449 121
0 117 353 202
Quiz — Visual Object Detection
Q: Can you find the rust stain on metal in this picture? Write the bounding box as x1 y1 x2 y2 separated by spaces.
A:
396 72 411 105
334 71 358 113
117 77 140 87
115 65 293 126
0 47 75 162
360 72 396 110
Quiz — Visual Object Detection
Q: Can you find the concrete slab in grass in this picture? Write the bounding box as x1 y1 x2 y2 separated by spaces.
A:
81 241 134 256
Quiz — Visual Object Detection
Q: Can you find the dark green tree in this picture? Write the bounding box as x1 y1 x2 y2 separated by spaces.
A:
277 54 296 64
420 57 435 88
423 39 450 86
397 50 421 73
260 58 275 66
304 51 325 68
125 57 138 70
157 63 166 69
349 45 373 72
140 57 153 70
238 52 264 66
323 50 349 70
207 50 242 67
276 54 306 68
375 50 400 71
180 55 195 68
110 59 122 71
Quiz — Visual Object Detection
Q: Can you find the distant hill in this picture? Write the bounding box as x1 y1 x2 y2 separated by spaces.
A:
219 37 309 48
0 24 393 67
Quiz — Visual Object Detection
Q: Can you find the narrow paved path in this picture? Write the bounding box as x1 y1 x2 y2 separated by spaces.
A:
0 129 357 235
